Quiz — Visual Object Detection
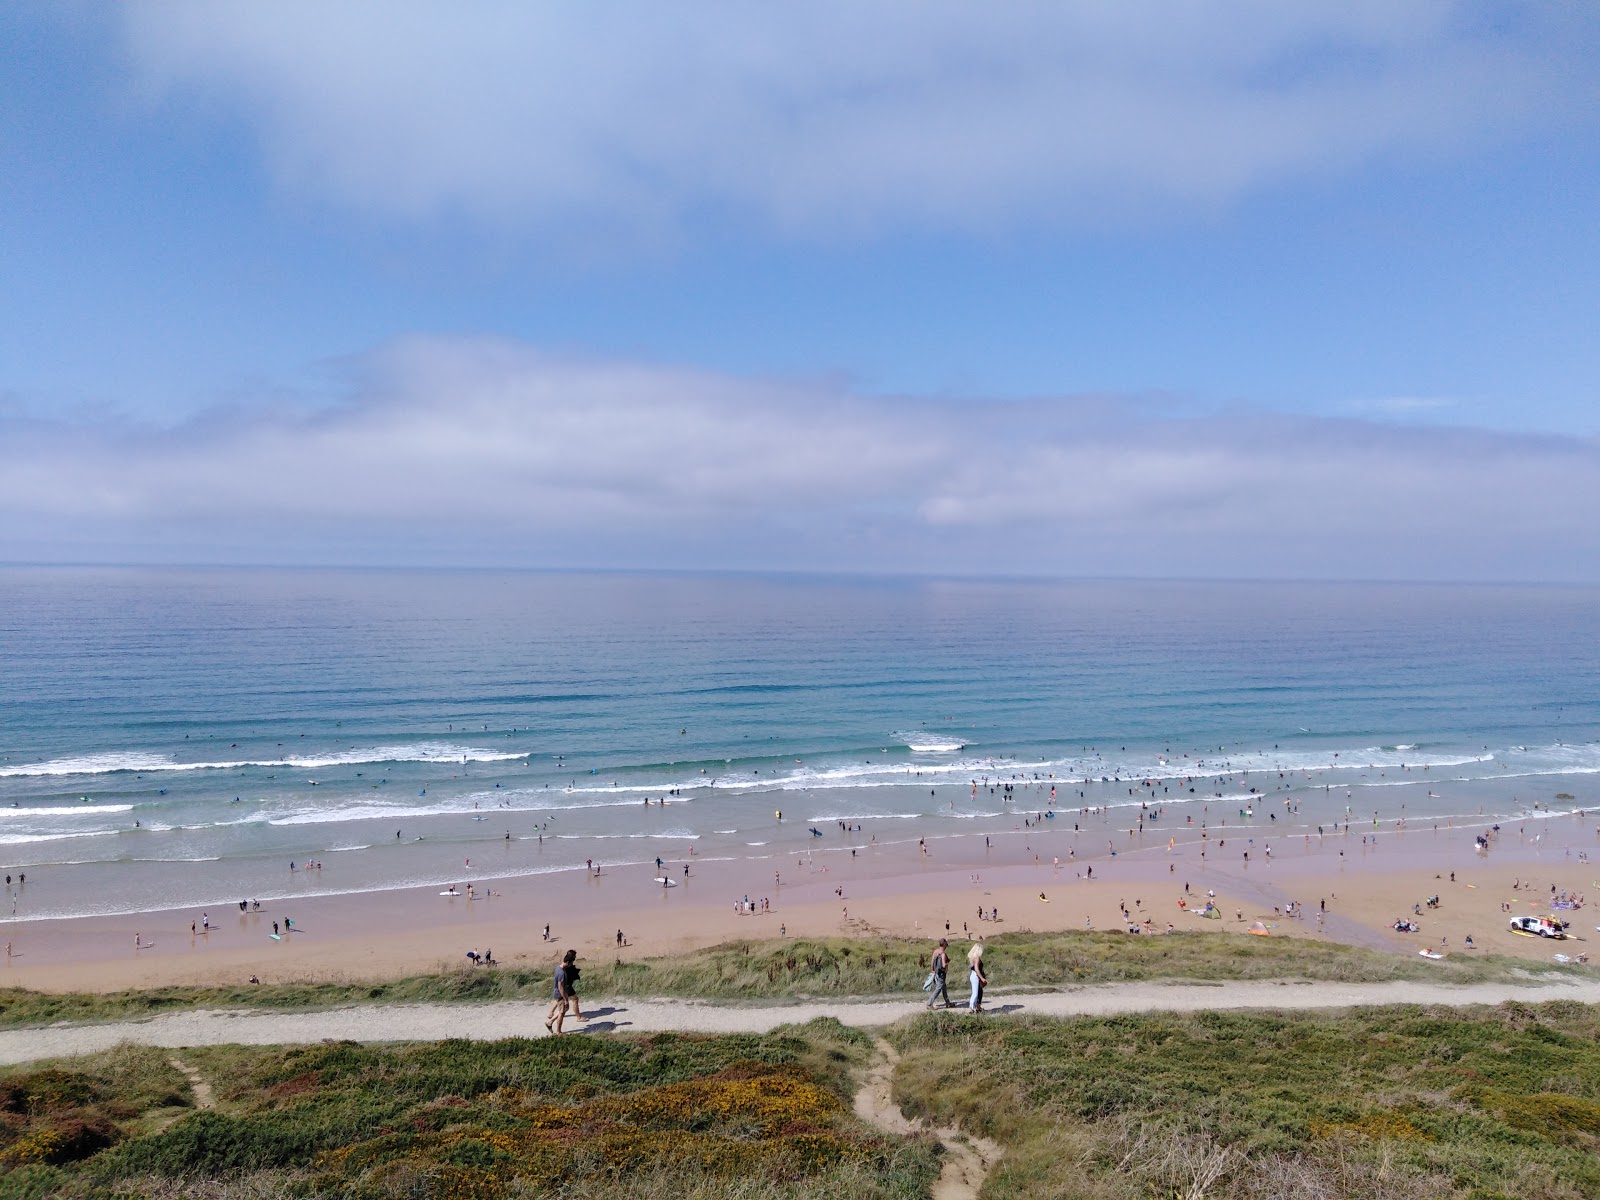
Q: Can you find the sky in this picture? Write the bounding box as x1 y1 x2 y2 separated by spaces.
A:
2 2 1598 580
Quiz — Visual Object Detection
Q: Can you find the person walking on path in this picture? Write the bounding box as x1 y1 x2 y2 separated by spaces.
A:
568 955 586 1020
926 937 952 1008
546 950 578 1035
967 940 987 1013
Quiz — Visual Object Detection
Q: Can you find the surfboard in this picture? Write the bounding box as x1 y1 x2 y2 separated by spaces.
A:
439 891 461 897
653 877 679 887
269 933 282 941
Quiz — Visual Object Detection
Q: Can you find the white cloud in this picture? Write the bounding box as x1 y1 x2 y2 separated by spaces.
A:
4 337 1598 580
117 1 1586 240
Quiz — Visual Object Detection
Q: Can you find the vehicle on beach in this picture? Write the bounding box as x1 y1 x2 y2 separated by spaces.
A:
1508 915 1568 939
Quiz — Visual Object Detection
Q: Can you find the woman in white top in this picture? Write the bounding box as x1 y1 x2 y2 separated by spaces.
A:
967 941 987 1012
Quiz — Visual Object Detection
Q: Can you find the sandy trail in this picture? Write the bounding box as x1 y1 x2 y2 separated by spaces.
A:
2 975 1598 1066
165 1054 214 1110
854 1038 1001 1200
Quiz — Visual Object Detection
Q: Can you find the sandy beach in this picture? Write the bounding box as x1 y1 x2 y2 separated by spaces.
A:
2 804 1593 992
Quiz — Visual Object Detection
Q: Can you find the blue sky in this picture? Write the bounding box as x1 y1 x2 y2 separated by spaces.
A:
3 3 1598 578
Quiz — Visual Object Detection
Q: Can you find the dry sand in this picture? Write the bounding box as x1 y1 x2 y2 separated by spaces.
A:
1 811 1593 993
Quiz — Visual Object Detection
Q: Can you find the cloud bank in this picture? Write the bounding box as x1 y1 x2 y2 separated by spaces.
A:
5 337 1597 580
120 1 1586 239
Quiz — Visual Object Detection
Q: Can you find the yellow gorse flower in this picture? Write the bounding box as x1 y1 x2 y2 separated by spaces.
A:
315 1069 879 1198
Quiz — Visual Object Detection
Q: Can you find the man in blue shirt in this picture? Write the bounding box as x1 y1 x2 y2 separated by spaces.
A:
546 949 578 1035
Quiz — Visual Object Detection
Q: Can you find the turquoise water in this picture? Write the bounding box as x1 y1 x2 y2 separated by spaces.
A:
2 567 1597 918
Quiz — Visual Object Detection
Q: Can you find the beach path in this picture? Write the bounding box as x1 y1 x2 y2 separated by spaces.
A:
854 1036 1001 1200
3 975 1599 1066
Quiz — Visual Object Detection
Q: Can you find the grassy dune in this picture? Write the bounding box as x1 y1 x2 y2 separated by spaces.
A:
2 998 1597 1198
0 1020 937 1200
0 930 1562 1030
889 1000 1600 1200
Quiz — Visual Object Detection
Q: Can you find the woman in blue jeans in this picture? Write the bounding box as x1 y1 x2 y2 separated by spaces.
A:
967 940 987 1012
926 937 951 1008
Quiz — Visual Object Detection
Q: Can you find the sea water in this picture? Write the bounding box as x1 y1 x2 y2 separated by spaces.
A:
1 567 1597 920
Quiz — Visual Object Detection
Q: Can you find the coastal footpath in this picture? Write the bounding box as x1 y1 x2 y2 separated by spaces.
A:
5 973 1600 1065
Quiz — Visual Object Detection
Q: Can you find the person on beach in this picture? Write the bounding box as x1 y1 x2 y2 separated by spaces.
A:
546 949 578 1034
927 937 951 1008
960 947 985 1011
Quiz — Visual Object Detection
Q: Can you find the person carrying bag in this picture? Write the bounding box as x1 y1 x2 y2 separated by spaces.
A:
924 937 952 1008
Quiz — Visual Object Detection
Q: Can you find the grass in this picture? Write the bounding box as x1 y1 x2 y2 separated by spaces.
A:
887 999 1600 1200
4 985 1599 1198
0 1019 940 1200
0 930 1569 1030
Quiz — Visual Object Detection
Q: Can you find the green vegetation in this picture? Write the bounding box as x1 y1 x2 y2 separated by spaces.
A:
4 993 1599 1199
888 999 1600 1200
0 1020 938 1200
0 930 1562 1030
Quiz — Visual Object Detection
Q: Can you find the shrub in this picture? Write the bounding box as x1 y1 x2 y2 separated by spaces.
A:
94 1110 330 1176
0 1117 116 1166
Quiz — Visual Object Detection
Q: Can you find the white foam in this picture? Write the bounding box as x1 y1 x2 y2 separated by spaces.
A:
269 802 483 827
221 790 673 830
0 752 176 778
0 830 118 846
1495 767 1600 780
805 811 921 822
544 741 1521 798
0 743 528 778
896 732 966 753
0 804 134 818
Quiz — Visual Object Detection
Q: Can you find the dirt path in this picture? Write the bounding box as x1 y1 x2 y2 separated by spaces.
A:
2 975 1597 1066
166 1054 214 1110
853 1038 1001 1200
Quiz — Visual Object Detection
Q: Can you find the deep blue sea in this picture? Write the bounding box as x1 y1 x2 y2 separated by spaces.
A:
2 567 1597 919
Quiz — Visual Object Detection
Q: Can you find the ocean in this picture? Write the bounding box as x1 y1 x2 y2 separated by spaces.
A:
2 567 1597 921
